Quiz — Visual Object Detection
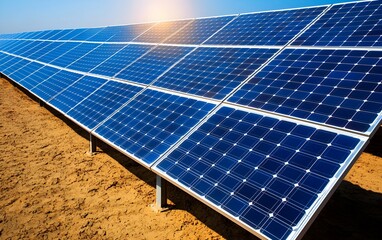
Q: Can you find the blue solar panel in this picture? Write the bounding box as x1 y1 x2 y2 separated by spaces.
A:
2 58 30 77
47 29 75 40
66 44 125 72
18 66 60 90
49 76 107 113
164 16 235 44
49 43 99 68
56 28 87 41
7 40 36 56
293 0 382 47
66 27 104 41
8 61 44 83
17 41 48 58
67 81 142 130
153 47 277 100
36 42 79 63
88 23 154 42
115 45 193 85
133 20 191 43
31 70 83 101
90 44 153 77
95 89 215 165
229 48 382 133
0 57 24 74
206 7 326 46
154 106 363 240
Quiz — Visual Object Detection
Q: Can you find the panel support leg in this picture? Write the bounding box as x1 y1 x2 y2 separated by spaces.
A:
39 99 44 107
155 175 168 210
90 134 97 154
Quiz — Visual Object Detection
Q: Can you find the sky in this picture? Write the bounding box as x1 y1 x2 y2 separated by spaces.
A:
0 0 360 34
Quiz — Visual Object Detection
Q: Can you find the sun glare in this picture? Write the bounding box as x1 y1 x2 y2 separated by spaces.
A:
144 0 194 22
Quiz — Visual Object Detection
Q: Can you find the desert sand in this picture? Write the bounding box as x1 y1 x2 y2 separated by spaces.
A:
0 77 381 240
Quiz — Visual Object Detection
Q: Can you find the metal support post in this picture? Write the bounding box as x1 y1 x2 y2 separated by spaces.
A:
156 175 168 209
90 134 97 154
39 99 44 107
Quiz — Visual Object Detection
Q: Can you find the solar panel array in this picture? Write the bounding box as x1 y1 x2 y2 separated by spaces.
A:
0 1 381 239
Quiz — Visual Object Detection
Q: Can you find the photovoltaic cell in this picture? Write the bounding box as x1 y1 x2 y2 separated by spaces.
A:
66 44 125 72
49 76 107 113
115 45 193 85
155 106 363 240
95 89 215 165
49 43 99 68
206 7 326 46
164 16 235 45
36 42 79 63
31 70 83 101
154 47 277 100
229 48 382 133
47 29 75 40
2 58 29 76
0 57 24 74
8 61 44 83
18 65 60 90
67 81 142 130
293 0 382 47
66 27 105 41
90 44 153 77
88 23 154 42
23 41 57 59
133 20 191 43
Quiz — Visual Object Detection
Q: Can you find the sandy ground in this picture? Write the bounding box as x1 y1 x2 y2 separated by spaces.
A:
0 77 381 240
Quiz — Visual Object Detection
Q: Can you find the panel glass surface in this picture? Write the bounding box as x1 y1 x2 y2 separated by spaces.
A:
88 23 154 42
229 48 382 133
95 89 215 165
19 66 60 90
8 61 44 83
49 76 107 113
133 20 191 43
31 70 84 101
115 45 193 85
67 81 142 130
155 106 362 240
67 44 125 72
154 47 277 100
164 16 235 44
90 44 153 77
36 42 79 63
293 0 382 47
206 7 326 46
49 43 99 68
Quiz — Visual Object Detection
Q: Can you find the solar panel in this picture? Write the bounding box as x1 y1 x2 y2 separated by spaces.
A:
115 45 193 84
88 23 154 42
205 7 326 46
1 2 381 240
49 43 99 67
67 81 142 130
95 89 215 166
8 61 44 83
36 42 79 63
66 44 125 72
164 16 235 45
90 44 153 77
154 105 365 240
49 76 107 113
18 65 60 90
133 20 192 43
153 47 277 100
293 0 382 47
30 70 84 101
229 48 382 134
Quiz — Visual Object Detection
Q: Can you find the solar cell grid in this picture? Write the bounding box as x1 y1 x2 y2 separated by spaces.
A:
115 45 193 84
293 0 382 47
49 42 99 67
155 106 363 240
8 61 44 83
49 76 107 113
229 48 382 133
95 89 215 165
36 42 79 63
90 44 153 77
31 70 83 101
153 47 277 100
18 65 60 90
164 16 235 45
67 81 142 130
2 58 32 78
206 6 326 46
133 20 191 43
47 29 75 40
88 23 154 42
66 27 105 41
66 44 125 72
